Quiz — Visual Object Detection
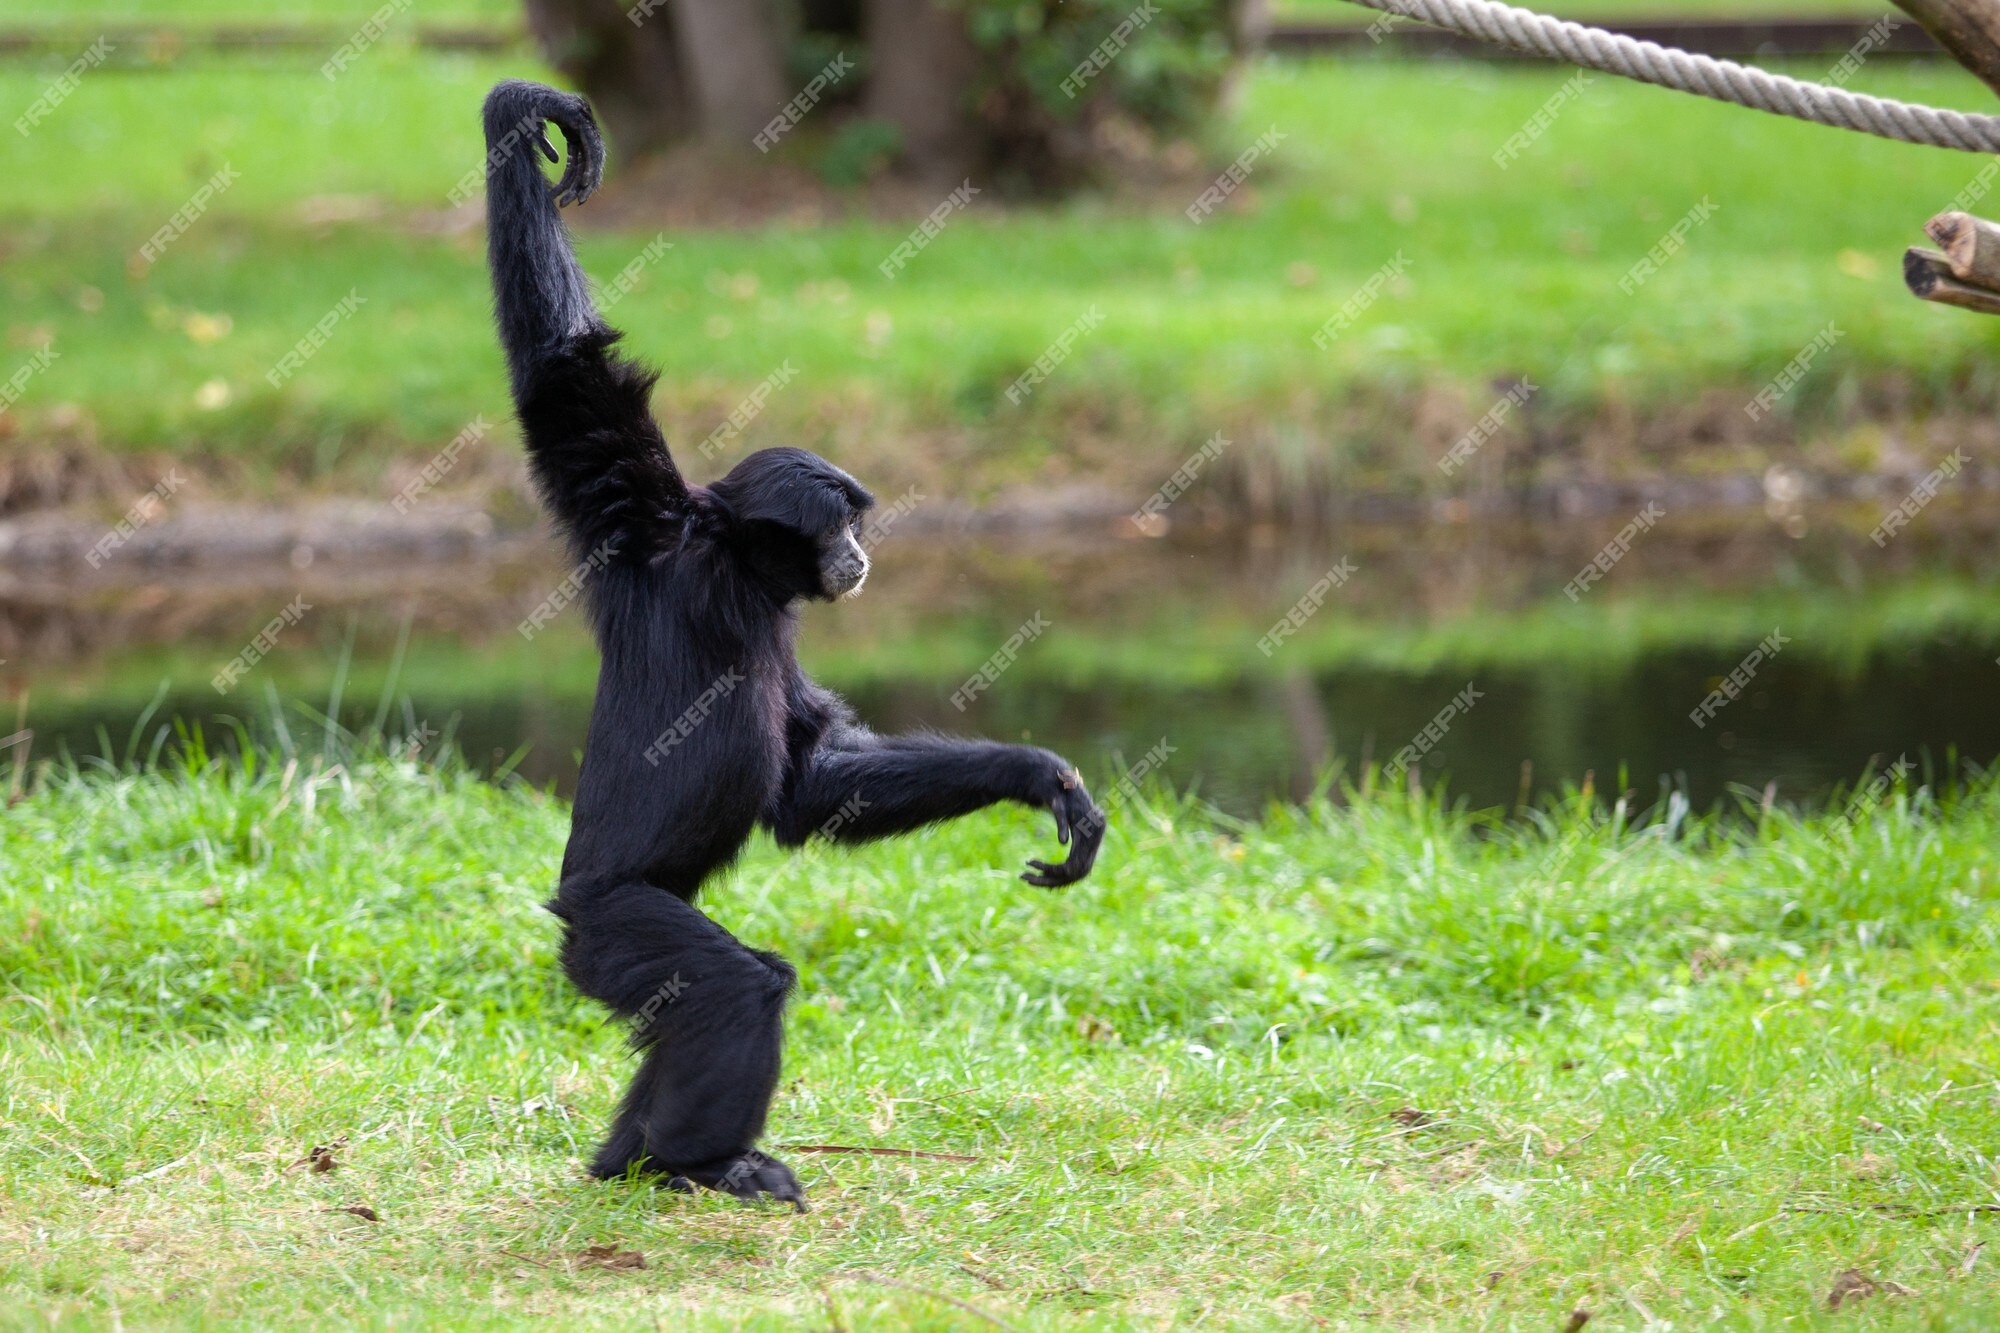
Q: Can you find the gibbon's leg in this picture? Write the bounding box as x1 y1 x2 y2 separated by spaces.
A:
553 878 804 1208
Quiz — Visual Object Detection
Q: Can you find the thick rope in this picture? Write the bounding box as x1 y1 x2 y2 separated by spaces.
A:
1340 0 2000 154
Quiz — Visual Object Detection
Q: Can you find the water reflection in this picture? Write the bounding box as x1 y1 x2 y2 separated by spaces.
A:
5 499 1999 814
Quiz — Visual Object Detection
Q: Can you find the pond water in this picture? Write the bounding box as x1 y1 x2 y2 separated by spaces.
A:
7 497 2000 816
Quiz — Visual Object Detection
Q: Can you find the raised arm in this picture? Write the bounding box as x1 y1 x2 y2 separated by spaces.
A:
768 709 1106 888
482 79 686 560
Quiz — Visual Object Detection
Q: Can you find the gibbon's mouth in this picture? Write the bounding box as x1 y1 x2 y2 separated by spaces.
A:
828 564 868 599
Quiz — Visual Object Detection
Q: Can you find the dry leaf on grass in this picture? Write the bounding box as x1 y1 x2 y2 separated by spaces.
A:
1846 1152 1890 1180
1076 1014 1119 1043
576 1245 646 1271
1826 1268 1916 1310
287 1136 347 1174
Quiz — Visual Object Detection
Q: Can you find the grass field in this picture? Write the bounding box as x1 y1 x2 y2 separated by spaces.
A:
5 48 1998 503
3 744 1998 1326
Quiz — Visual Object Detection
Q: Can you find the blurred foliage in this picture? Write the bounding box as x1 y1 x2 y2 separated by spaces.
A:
815 116 903 187
754 0 1252 189
954 0 1249 177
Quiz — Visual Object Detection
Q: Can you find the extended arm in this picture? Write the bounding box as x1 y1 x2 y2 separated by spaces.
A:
768 723 1105 888
482 79 686 560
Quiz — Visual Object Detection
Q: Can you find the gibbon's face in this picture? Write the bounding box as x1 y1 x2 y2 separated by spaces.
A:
816 515 870 600
708 447 877 605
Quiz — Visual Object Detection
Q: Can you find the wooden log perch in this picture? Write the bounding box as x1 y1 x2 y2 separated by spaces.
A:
1904 245 2000 313
1892 0 2000 98
1925 210 2000 287
1890 3 2000 313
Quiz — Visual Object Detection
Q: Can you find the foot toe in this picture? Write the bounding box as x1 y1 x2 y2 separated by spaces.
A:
712 1152 806 1208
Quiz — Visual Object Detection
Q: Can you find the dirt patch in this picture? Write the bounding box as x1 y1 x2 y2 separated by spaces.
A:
0 441 157 518
7 452 2000 582
0 498 538 574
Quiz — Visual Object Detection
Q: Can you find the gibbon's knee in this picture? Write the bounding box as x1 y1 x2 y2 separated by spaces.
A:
749 949 797 1003
551 882 793 1021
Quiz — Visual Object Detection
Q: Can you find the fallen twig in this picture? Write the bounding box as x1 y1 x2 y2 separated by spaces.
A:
122 1154 191 1185
1723 1212 1787 1244
780 1144 979 1163
1787 1200 2000 1219
1547 1126 1600 1161
1409 1137 1485 1161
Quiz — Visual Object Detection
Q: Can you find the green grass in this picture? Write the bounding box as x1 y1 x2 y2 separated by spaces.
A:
4 747 1999 1326
6 50 1999 500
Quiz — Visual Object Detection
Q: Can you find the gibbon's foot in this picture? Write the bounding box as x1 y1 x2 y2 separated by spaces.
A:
487 80 604 208
543 96 602 209
665 1151 808 1211
508 83 601 208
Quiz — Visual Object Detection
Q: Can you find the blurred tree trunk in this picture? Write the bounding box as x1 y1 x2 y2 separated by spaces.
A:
666 0 790 144
862 0 980 180
519 0 1255 187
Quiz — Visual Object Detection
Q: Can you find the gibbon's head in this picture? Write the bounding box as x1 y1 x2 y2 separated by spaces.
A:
708 447 877 603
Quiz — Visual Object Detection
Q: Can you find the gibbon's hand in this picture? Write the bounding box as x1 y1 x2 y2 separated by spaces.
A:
1022 763 1105 889
528 89 603 208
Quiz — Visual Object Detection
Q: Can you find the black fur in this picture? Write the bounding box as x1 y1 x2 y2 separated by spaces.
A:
481 80 1105 1208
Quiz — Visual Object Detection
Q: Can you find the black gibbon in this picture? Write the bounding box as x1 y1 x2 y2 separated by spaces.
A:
481 79 1105 1207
